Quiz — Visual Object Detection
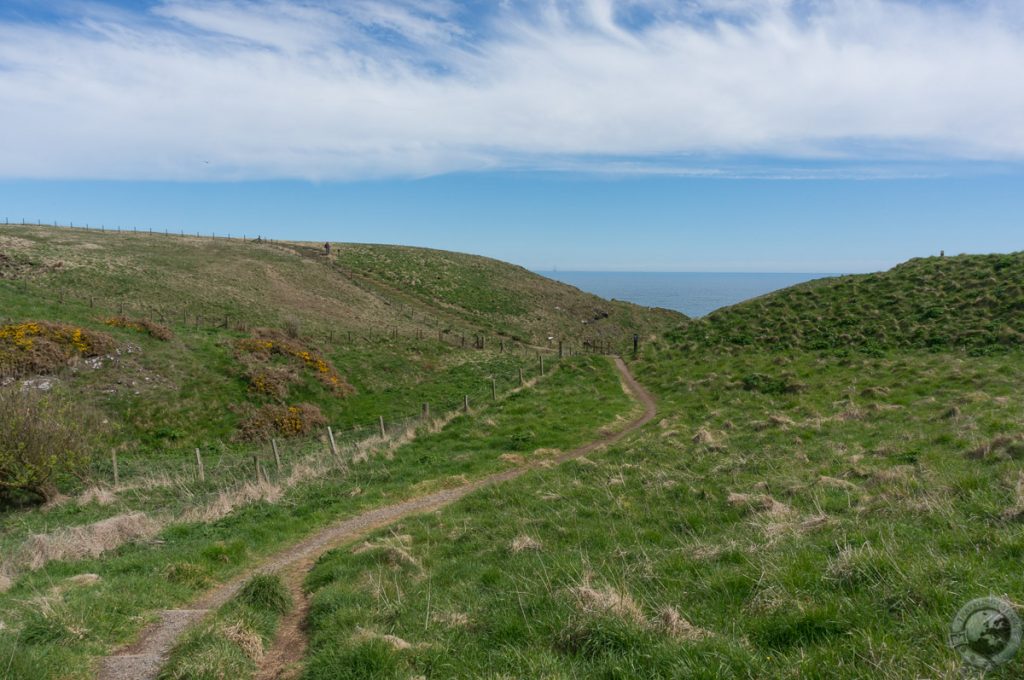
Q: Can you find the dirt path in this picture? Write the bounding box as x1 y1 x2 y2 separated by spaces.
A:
98 357 655 680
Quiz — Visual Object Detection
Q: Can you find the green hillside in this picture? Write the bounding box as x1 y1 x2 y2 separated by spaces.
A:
670 252 1024 352
0 224 679 453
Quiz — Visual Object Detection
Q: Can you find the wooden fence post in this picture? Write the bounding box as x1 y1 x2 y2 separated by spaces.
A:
422 402 430 419
463 395 470 412
112 451 119 486
519 367 524 386
195 448 205 482
378 415 386 438
327 426 339 459
272 438 282 474
540 355 545 375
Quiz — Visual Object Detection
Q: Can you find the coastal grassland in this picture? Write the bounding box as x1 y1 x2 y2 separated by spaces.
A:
298 345 1024 678
0 356 632 680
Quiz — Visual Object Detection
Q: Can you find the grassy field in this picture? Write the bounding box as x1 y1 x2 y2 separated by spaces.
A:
0 355 635 679
295 255 1024 678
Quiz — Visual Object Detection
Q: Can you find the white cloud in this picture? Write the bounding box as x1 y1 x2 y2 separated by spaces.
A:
0 0 1022 180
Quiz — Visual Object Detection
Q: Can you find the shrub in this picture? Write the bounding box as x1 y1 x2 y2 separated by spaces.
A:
103 316 174 341
0 388 105 502
234 403 328 442
235 330 355 397
0 321 114 380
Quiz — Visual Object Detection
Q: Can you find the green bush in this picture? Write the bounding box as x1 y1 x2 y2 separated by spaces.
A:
0 387 104 503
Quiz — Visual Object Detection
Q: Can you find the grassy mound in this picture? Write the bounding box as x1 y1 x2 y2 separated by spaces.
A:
670 252 1024 352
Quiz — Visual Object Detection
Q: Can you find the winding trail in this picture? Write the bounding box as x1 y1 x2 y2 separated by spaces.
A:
98 356 656 680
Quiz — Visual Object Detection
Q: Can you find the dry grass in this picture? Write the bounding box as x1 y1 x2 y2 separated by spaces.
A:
76 486 117 506
351 627 423 651
181 481 283 524
817 475 858 491
568 577 646 625
432 611 469 628
510 534 543 553
966 434 1024 460
656 606 711 641
692 427 716 445
1002 471 1024 520
222 621 265 661
727 492 792 517
352 534 421 570
15 512 160 571
65 573 102 587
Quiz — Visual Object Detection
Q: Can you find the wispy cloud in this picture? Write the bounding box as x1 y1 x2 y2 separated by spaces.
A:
0 0 1022 180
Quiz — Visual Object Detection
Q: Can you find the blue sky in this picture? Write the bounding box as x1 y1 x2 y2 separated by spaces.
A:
1 1 1022 272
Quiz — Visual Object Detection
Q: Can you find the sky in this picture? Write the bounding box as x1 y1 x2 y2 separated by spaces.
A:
1 0 1022 272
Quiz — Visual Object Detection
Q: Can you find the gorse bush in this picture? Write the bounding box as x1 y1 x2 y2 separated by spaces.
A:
233 402 327 442
0 388 105 503
0 321 113 380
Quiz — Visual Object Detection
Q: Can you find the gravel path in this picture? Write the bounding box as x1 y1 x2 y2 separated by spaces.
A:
98 356 656 680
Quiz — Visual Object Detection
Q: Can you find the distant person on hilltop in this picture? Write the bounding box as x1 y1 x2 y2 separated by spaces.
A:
324 242 331 256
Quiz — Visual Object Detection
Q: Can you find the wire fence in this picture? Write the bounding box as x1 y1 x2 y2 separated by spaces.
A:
82 354 560 512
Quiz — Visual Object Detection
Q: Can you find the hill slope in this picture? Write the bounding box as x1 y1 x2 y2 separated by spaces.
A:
1 225 678 345
0 224 680 451
669 252 1024 352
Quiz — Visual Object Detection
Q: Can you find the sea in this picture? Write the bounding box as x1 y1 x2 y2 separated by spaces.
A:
534 271 835 318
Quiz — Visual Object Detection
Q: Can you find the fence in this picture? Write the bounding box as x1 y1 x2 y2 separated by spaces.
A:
84 354 560 504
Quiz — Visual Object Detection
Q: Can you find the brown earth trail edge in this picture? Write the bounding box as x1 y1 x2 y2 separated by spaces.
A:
98 356 656 680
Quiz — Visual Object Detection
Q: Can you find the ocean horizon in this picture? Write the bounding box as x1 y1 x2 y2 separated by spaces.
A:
534 271 837 318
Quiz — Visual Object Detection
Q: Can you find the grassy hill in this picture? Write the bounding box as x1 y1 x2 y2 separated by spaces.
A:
670 252 1024 352
287 252 1024 679
0 224 679 453
5 236 1024 679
